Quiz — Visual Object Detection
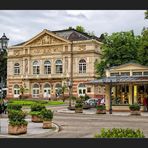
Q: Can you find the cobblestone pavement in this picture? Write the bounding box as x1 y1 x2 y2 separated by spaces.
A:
1 105 148 138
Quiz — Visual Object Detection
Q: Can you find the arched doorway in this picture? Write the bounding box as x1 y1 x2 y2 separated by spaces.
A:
43 83 51 99
13 84 20 98
55 83 62 97
78 83 86 97
32 83 40 98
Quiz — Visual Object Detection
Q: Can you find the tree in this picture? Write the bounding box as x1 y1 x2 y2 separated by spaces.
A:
0 49 7 87
145 10 148 19
137 29 148 66
76 25 85 33
95 31 140 77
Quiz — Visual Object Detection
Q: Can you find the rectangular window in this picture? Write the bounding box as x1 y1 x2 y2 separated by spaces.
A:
121 72 130 76
14 68 20 75
143 72 148 75
110 72 119 76
133 72 142 76
56 65 62 73
87 87 91 93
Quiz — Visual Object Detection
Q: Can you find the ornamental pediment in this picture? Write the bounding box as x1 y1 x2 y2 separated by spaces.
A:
23 29 71 47
111 63 148 71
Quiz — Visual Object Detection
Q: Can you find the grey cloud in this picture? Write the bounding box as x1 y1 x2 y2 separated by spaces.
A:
0 10 147 46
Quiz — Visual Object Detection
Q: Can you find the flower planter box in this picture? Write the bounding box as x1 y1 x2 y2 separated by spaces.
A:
8 124 27 135
96 110 106 114
31 115 43 122
75 108 83 113
130 110 141 115
42 120 52 129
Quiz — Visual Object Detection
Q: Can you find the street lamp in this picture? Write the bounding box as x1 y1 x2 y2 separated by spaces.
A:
0 33 9 99
109 79 112 114
67 79 72 108
0 33 9 51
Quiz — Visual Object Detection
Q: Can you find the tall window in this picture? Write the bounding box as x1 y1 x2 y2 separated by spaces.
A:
32 83 40 98
14 63 20 75
55 60 62 74
33 61 40 74
44 60 51 74
79 59 86 73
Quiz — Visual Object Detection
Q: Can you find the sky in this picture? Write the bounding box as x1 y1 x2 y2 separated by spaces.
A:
0 10 147 46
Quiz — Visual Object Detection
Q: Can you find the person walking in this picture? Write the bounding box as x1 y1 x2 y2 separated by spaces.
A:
143 97 147 112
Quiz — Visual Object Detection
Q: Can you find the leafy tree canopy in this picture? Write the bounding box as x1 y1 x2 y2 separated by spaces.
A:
95 31 141 77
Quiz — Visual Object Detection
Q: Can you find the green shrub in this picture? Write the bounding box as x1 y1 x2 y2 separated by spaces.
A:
8 110 28 126
75 99 83 108
7 103 22 111
96 105 106 111
95 128 145 138
30 103 46 112
129 103 140 111
41 109 53 121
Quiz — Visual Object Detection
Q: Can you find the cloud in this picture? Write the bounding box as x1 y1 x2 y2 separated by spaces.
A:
0 10 147 46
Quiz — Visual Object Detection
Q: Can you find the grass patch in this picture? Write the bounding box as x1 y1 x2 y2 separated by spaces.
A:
8 99 65 106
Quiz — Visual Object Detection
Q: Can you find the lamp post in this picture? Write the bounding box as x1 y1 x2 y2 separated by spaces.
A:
109 79 112 114
0 33 9 99
67 79 72 108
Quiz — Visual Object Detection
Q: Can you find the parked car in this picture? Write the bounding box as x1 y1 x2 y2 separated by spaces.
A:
84 98 101 108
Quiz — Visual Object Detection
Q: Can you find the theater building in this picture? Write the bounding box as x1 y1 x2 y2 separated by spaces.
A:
7 29 104 99
86 63 148 111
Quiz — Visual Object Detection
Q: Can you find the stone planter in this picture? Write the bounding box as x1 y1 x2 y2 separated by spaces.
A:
130 110 141 115
8 124 27 135
42 120 52 129
31 115 43 122
75 108 83 113
96 110 106 114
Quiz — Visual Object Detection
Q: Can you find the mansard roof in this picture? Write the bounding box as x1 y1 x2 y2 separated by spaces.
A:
52 28 101 41
13 28 101 46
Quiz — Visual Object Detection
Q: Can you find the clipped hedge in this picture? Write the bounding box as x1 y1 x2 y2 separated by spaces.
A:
7 104 22 111
129 103 141 111
95 128 145 138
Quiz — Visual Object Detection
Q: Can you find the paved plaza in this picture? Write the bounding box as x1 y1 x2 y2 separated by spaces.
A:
1 105 148 138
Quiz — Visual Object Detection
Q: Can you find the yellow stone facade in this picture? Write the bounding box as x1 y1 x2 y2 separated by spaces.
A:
7 29 104 99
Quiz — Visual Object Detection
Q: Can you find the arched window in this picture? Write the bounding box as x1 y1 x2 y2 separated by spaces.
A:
32 83 40 98
14 63 20 75
55 60 62 74
79 59 86 73
33 61 40 74
55 83 62 96
14 84 20 98
78 83 86 96
43 83 51 99
44 60 51 74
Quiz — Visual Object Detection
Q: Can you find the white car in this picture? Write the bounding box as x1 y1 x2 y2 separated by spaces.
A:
84 98 100 107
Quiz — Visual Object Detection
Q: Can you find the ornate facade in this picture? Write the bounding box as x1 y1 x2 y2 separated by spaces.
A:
7 29 104 99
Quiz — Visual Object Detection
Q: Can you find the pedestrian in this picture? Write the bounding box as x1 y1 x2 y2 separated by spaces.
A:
3 98 8 114
100 97 105 105
143 97 147 112
146 96 148 112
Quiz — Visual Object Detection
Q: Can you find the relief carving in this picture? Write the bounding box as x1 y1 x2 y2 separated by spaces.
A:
14 50 20 56
28 34 64 46
78 45 86 51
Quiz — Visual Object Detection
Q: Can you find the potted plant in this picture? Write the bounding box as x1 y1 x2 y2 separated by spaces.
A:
75 99 83 113
41 108 53 129
96 104 106 114
129 103 141 115
8 106 28 135
30 103 46 122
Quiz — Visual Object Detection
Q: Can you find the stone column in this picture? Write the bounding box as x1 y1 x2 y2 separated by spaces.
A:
129 84 133 104
105 84 110 111
134 85 138 103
